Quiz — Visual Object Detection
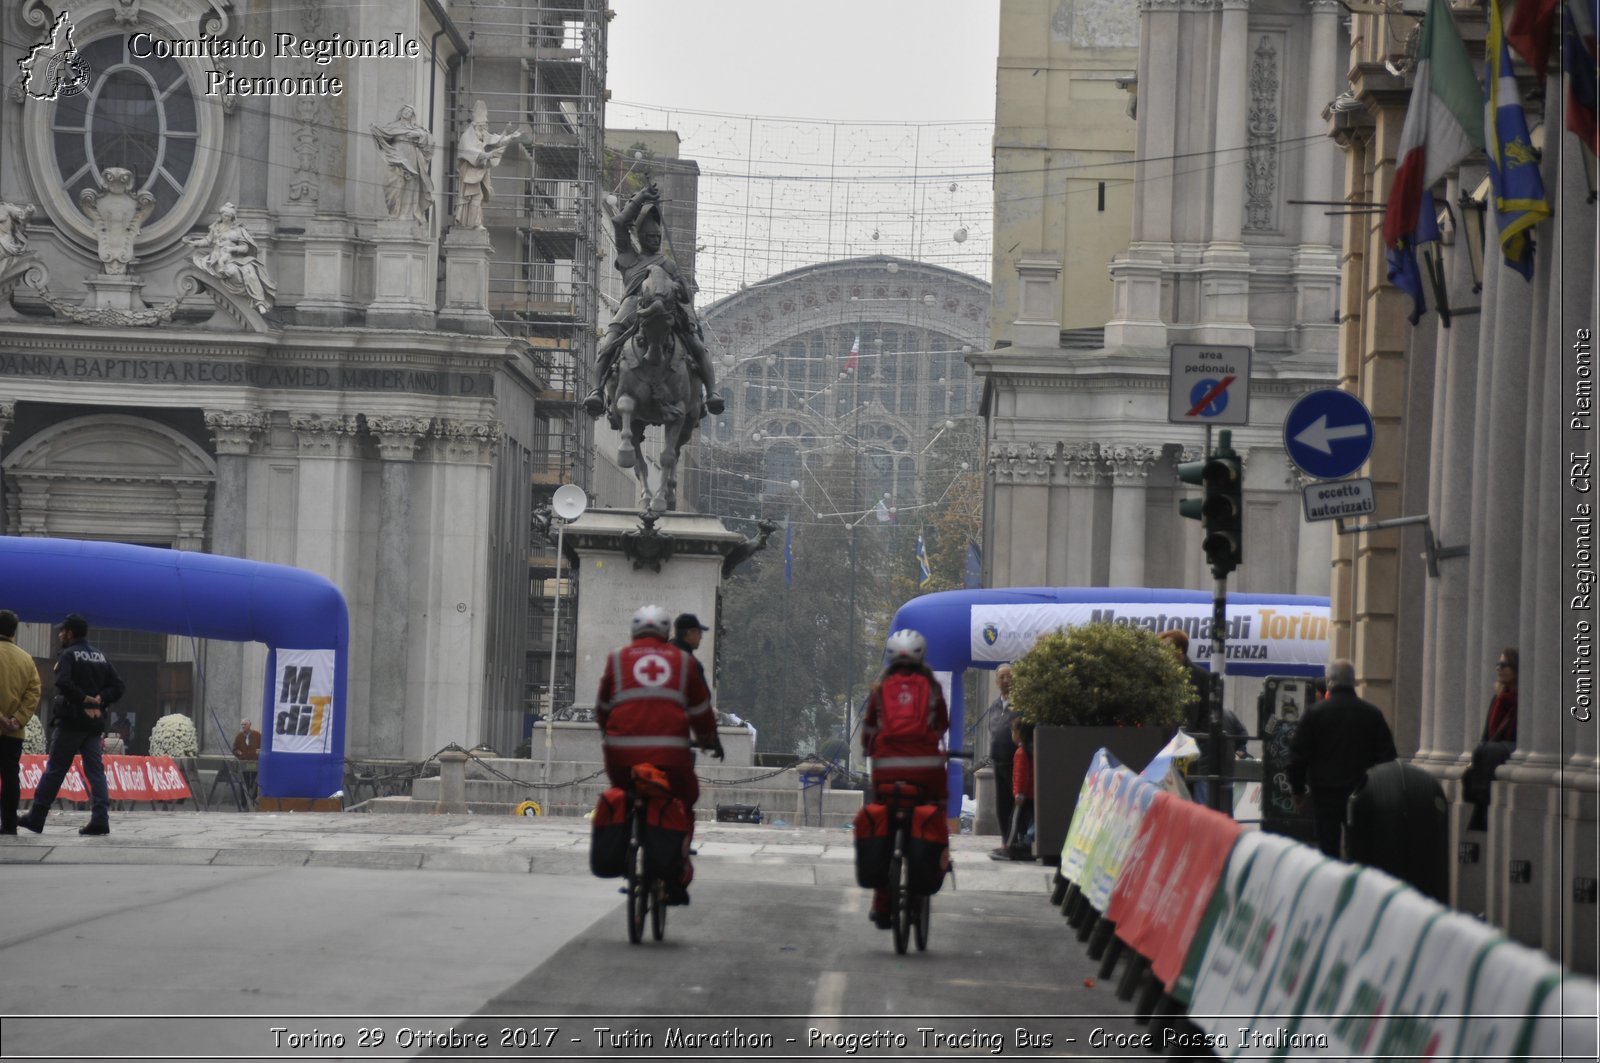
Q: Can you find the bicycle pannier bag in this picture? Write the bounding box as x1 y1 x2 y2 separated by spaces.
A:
853 802 892 888
590 787 629 878
644 793 692 883
877 672 933 740
907 803 951 895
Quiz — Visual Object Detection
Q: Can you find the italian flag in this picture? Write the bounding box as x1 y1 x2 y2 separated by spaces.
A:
1381 0 1485 252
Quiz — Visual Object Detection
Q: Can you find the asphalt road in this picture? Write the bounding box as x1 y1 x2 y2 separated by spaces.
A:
0 863 1150 1061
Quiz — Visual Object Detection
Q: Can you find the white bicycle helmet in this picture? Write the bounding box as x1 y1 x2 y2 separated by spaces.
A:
885 629 927 666
631 604 672 640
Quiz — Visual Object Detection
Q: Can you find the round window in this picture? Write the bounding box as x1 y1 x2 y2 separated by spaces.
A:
50 36 199 227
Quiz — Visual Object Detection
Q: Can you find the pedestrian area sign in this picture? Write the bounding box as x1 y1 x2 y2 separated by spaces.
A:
1169 344 1252 425
1284 389 1374 480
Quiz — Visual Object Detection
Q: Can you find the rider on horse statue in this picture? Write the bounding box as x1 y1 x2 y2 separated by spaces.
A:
585 182 724 425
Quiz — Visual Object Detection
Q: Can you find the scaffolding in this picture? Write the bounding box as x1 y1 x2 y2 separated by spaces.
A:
449 0 607 726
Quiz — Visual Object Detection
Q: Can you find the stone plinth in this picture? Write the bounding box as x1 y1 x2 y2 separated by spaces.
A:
296 218 360 326
438 226 494 335
84 274 145 311
562 509 750 711
366 218 436 330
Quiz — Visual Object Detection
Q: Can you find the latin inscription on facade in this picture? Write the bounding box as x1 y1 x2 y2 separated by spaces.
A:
0 353 492 395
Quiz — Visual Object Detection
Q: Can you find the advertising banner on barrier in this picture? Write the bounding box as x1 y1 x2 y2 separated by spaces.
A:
1106 792 1241 988
1237 859 1350 1049
1292 884 1440 1058
1203 845 1334 1059
1360 909 1508 1059
20 755 192 801
1174 830 1280 1005
969 600 1330 671
1453 936 1566 1057
271 648 336 755
1085 771 1157 912
1183 832 1301 1024
1521 974 1600 1060
1060 749 1114 883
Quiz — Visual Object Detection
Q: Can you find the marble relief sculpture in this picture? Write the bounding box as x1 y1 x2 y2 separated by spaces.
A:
184 202 276 313
0 201 33 265
79 168 154 275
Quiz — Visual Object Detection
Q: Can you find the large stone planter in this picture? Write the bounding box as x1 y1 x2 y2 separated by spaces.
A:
1032 724 1174 865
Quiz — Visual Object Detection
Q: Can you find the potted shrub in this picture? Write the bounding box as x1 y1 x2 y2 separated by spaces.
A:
1009 621 1191 862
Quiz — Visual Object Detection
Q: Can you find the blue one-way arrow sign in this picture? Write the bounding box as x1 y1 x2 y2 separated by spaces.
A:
1284 389 1374 480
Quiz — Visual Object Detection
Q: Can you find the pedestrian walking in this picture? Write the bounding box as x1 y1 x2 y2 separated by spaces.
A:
232 717 261 761
20 614 125 836
1286 659 1397 858
0 609 42 835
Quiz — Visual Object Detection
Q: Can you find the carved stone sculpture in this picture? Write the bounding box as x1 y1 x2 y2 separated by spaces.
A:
721 518 779 578
183 202 276 313
0 201 32 260
452 99 522 229
370 104 434 225
79 168 154 275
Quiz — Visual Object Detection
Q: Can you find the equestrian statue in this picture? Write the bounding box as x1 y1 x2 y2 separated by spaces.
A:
585 181 723 514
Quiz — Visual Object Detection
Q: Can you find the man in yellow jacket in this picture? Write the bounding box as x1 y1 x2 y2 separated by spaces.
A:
0 610 42 835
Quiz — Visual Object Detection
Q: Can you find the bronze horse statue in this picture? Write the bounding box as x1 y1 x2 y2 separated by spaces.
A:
613 261 704 514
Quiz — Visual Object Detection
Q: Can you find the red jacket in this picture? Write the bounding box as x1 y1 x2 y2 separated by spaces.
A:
1012 745 1034 802
595 635 716 773
860 664 950 771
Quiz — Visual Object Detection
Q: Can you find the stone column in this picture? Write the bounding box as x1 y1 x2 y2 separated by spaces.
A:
1299 0 1342 247
0 402 12 534
1210 0 1252 249
202 410 268 735
365 415 430 757
1416 172 1481 770
1065 443 1104 586
1107 445 1155 587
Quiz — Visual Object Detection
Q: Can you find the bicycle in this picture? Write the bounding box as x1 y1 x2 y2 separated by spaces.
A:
624 786 667 945
877 750 972 955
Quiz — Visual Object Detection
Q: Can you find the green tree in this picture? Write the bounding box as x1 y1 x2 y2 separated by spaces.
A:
1009 621 1190 728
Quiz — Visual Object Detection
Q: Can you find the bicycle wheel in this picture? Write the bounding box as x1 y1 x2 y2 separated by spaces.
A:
914 893 930 951
891 841 913 954
651 880 667 941
626 818 648 945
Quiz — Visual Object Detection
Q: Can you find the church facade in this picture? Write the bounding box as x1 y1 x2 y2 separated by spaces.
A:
0 0 611 759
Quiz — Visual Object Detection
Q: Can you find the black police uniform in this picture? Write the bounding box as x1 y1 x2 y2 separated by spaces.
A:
22 636 125 834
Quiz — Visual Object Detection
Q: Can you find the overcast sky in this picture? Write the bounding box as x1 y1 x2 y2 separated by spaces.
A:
605 1 1001 301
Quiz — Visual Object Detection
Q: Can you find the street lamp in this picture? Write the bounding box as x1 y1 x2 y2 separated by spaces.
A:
541 483 587 793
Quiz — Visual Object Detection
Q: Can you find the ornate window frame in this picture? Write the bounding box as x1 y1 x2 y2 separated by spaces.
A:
18 6 225 258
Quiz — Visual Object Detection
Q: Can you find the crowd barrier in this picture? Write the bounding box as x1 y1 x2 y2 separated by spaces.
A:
19 753 193 806
1053 747 1598 1060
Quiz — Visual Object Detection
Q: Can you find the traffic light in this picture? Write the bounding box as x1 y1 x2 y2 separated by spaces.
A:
1177 430 1244 578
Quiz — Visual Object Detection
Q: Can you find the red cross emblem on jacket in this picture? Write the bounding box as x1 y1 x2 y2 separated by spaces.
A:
595 634 716 808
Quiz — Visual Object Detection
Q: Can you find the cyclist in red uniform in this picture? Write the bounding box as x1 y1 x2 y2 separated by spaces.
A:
860 629 949 926
595 604 723 903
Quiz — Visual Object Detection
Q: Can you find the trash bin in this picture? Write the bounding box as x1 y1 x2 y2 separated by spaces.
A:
1346 760 1450 902
796 757 829 827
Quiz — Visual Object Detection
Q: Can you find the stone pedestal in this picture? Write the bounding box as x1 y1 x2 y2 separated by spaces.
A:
84 274 145 311
296 218 359 326
366 219 437 330
438 226 495 335
563 509 749 711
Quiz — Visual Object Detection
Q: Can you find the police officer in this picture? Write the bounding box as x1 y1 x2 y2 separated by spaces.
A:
20 614 125 836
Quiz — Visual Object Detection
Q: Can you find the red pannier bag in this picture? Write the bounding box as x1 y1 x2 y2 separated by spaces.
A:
590 787 629 878
907 803 951 895
853 802 892 889
644 793 692 885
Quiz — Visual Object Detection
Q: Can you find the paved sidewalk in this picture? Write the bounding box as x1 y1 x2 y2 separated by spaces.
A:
0 810 1053 894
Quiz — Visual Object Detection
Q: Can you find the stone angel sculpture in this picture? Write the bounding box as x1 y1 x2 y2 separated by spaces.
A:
183 202 277 313
79 168 154 276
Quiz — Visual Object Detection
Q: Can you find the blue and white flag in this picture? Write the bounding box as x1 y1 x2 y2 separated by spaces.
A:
964 538 983 589
915 533 932 588
1486 0 1553 279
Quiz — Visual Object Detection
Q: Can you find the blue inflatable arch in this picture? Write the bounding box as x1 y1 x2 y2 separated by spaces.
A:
0 536 348 799
888 587 1332 812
